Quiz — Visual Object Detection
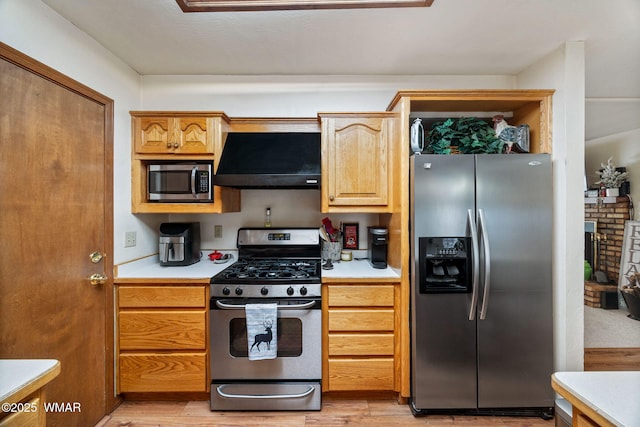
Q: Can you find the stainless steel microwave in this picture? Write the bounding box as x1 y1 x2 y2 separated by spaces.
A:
147 162 213 202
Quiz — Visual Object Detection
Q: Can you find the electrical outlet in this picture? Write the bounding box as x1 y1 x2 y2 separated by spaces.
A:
124 231 137 247
214 225 223 239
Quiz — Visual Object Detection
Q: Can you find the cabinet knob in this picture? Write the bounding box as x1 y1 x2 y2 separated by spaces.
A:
329 195 335 201
173 142 179 148
166 142 172 148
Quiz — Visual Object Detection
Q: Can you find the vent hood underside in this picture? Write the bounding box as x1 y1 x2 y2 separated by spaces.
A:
214 132 321 189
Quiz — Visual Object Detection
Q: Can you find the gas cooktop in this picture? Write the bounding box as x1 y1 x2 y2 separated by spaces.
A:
210 228 322 299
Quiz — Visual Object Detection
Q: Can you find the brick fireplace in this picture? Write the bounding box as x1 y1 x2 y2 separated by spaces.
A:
584 196 633 307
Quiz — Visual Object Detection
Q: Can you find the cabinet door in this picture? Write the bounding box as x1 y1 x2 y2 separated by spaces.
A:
328 359 394 391
134 116 171 153
322 115 391 210
175 117 212 154
133 116 213 154
119 353 207 392
119 310 206 350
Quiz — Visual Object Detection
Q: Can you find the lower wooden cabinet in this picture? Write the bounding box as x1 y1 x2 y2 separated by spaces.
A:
116 283 208 393
323 283 397 392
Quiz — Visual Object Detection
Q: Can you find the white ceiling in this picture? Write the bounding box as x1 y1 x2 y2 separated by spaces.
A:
41 0 640 140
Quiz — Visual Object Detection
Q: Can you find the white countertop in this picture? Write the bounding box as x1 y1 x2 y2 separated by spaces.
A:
116 251 239 279
552 371 640 427
321 258 400 280
0 359 60 404
116 251 400 281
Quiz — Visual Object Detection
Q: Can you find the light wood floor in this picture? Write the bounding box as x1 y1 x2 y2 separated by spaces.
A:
96 397 554 426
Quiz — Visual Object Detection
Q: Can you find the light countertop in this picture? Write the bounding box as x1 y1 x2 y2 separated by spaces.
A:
321 258 400 280
115 250 400 281
0 359 61 405
551 371 640 427
116 251 239 280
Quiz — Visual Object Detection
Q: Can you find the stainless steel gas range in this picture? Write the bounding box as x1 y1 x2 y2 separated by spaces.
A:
209 228 322 411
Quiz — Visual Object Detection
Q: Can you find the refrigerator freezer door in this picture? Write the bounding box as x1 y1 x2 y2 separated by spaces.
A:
475 154 554 409
410 155 477 409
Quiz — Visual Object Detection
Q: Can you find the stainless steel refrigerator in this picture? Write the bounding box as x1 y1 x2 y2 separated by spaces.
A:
410 154 554 419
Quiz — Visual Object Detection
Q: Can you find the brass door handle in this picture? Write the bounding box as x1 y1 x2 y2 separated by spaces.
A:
89 273 108 286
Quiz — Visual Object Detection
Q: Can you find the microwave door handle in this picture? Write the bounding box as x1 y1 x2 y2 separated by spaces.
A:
191 166 198 198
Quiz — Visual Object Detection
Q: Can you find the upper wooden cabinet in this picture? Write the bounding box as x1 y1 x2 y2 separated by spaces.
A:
133 115 215 154
130 111 241 214
387 89 554 154
319 112 399 213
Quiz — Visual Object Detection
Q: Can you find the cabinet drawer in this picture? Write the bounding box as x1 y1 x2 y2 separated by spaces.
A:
119 310 206 350
119 286 205 308
328 333 394 356
119 353 207 392
327 285 393 307
328 309 394 332
328 359 394 391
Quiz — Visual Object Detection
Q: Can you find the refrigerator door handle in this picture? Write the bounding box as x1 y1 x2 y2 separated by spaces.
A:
467 209 480 321
478 208 491 320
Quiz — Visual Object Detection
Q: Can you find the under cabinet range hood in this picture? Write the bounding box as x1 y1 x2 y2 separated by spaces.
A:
214 132 321 189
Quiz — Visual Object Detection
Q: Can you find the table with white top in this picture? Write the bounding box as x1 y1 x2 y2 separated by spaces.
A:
551 371 640 427
0 359 61 426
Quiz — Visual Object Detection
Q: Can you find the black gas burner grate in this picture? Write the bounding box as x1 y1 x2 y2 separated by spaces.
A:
215 258 320 282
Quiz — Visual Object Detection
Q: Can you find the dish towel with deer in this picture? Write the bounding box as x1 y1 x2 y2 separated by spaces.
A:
246 303 278 360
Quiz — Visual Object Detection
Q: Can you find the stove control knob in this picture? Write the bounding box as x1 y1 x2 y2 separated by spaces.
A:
286 286 294 296
235 287 243 296
261 286 269 295
222 287 230 296
299 286 308 296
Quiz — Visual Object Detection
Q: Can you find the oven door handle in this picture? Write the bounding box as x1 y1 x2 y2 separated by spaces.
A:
215 300 316 310
216 384 315 400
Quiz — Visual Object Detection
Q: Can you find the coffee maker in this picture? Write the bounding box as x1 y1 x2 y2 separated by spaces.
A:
159 222 202 266
367 226 388 269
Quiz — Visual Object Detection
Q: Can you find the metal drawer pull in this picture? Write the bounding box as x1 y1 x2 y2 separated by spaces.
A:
216 385 315 399
215 300 316 310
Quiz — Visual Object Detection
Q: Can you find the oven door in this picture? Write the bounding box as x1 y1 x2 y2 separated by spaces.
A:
210 298 321 381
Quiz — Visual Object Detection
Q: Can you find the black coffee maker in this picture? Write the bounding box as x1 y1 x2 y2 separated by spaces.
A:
368 227 388 269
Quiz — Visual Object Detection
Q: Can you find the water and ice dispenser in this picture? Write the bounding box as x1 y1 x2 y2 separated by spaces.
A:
418 237 471 293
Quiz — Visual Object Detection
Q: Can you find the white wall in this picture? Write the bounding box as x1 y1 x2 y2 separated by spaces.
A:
517 41 586 372
586 128 640 216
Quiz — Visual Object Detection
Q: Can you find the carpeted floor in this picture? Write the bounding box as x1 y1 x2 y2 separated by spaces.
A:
584 304 640 348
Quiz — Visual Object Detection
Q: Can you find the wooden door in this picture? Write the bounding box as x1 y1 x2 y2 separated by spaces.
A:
0 43 114 426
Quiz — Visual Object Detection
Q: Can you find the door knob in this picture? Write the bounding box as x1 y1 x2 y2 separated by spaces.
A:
89 273 108 286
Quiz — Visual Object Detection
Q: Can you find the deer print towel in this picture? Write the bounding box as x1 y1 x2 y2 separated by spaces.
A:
246 303 278 360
